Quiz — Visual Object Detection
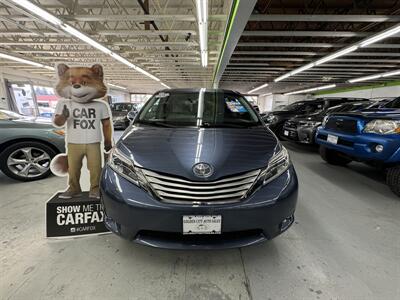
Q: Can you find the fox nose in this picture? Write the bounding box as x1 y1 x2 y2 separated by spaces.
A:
73 84 81 89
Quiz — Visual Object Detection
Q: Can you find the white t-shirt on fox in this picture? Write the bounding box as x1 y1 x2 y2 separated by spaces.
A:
54 98 110 144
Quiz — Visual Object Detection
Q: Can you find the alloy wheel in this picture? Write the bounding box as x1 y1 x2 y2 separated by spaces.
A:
7 147 51 178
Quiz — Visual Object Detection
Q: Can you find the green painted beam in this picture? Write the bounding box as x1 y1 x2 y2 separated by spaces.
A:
315 80 400 95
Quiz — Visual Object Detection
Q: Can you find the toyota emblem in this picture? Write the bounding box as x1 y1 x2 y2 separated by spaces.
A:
192 163 214 178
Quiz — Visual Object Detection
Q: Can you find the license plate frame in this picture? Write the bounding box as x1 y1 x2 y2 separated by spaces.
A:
327 134 339 144
182 215 222 235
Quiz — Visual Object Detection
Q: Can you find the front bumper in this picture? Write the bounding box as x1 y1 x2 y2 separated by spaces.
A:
282 125 317 144
100 165 298 249
113 118 129 129
316 128 400 163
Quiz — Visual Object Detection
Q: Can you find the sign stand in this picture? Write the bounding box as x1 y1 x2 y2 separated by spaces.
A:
46 192 110 238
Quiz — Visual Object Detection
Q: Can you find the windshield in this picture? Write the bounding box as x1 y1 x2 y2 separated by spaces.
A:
383 97 400 108
136 90 261 128
111 103 133 112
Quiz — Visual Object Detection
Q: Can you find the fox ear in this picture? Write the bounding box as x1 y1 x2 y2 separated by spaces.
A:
57 64 69 77
91 64 104 79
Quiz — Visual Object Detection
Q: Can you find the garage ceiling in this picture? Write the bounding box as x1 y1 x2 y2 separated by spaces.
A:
0 0 399 95
0 0 231 93
219 0 400 95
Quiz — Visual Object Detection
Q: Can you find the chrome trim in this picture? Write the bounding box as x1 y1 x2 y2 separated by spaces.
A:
140 168 261 204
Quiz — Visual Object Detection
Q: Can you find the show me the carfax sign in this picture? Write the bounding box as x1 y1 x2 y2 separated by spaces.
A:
46 192 109 238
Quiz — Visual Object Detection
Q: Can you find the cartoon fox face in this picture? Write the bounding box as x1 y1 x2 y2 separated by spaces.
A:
56 64 107 103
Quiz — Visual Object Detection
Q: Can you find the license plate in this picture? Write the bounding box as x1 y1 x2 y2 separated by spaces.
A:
284 130 289 136
182 215 222 235
327 134 338 144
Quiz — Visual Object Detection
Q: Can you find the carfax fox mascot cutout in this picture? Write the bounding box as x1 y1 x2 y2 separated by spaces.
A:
51 64 113 199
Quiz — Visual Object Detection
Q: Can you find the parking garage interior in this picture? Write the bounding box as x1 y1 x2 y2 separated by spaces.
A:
0 1 399 299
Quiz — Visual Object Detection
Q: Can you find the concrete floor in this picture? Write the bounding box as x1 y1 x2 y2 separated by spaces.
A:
1 134 399 300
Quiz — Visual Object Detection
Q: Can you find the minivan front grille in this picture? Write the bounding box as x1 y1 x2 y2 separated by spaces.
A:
141 169 261 204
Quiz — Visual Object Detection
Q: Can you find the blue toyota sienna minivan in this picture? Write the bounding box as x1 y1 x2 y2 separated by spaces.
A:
100 89 298 249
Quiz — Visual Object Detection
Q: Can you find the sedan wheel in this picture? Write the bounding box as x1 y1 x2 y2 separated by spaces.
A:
0 142 56 181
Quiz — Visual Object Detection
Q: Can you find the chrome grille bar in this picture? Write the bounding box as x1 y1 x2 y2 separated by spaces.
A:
141 168 261 204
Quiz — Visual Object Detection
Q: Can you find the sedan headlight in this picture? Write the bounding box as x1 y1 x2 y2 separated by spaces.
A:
108 147 146 186
260 146 290 185
363 119 400 134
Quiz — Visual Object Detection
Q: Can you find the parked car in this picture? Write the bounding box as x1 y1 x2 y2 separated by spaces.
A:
0 109 65 181
127 103 143 122
315 97 400 196
282 101 374 144
110 102 134 129
263 97 369 136
100 89 298 249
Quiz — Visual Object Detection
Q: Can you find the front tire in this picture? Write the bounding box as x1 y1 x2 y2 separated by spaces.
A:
319 146 352 166
0 141 56 181
386 166 400 197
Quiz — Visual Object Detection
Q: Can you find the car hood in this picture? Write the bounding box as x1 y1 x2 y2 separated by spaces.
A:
117 126 278 181
333 108 400 120
8 117 55 128
291 113 324 123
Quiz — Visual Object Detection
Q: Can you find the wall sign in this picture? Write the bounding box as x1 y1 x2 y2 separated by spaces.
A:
46 192 110 238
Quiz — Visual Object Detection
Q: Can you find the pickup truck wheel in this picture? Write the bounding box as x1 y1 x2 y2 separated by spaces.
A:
319 146 352 166
386 166 400 197
0 141 56 181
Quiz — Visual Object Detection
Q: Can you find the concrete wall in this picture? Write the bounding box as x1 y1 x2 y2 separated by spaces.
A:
108 89 131 103
317 85 400 100
258 94 310 112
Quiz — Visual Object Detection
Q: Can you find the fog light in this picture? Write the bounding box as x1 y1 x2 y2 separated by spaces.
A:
280 215 294 232
104 216 119 233
375 144 384 153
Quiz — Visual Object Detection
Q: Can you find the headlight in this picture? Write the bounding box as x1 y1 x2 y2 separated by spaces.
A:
108 147 146 186
322 116 329 127
260 146 290 185
363 119 400 134
299 120 322 127
265 114 278 124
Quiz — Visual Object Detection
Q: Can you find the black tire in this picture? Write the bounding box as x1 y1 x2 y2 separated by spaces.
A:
386 166 400 197
0 141 57 181
319 146 352 166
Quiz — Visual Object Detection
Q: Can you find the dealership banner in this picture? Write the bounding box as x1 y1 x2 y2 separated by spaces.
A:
46 192 110 238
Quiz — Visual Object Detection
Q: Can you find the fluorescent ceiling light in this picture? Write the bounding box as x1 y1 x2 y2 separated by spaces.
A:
108 83 126 90
348 74 382 83
61 24 112 55
284 84 336 96
196 0 208 67
11 0 160 82
10 0 62 26
259 93 272 97
248 83 269 94
161 83 171 89
274 73 292 82
0 52 53 70
315 46 358 66
290 63 314 75
382 70 400 77
348 69 400 83
360 24 400 48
